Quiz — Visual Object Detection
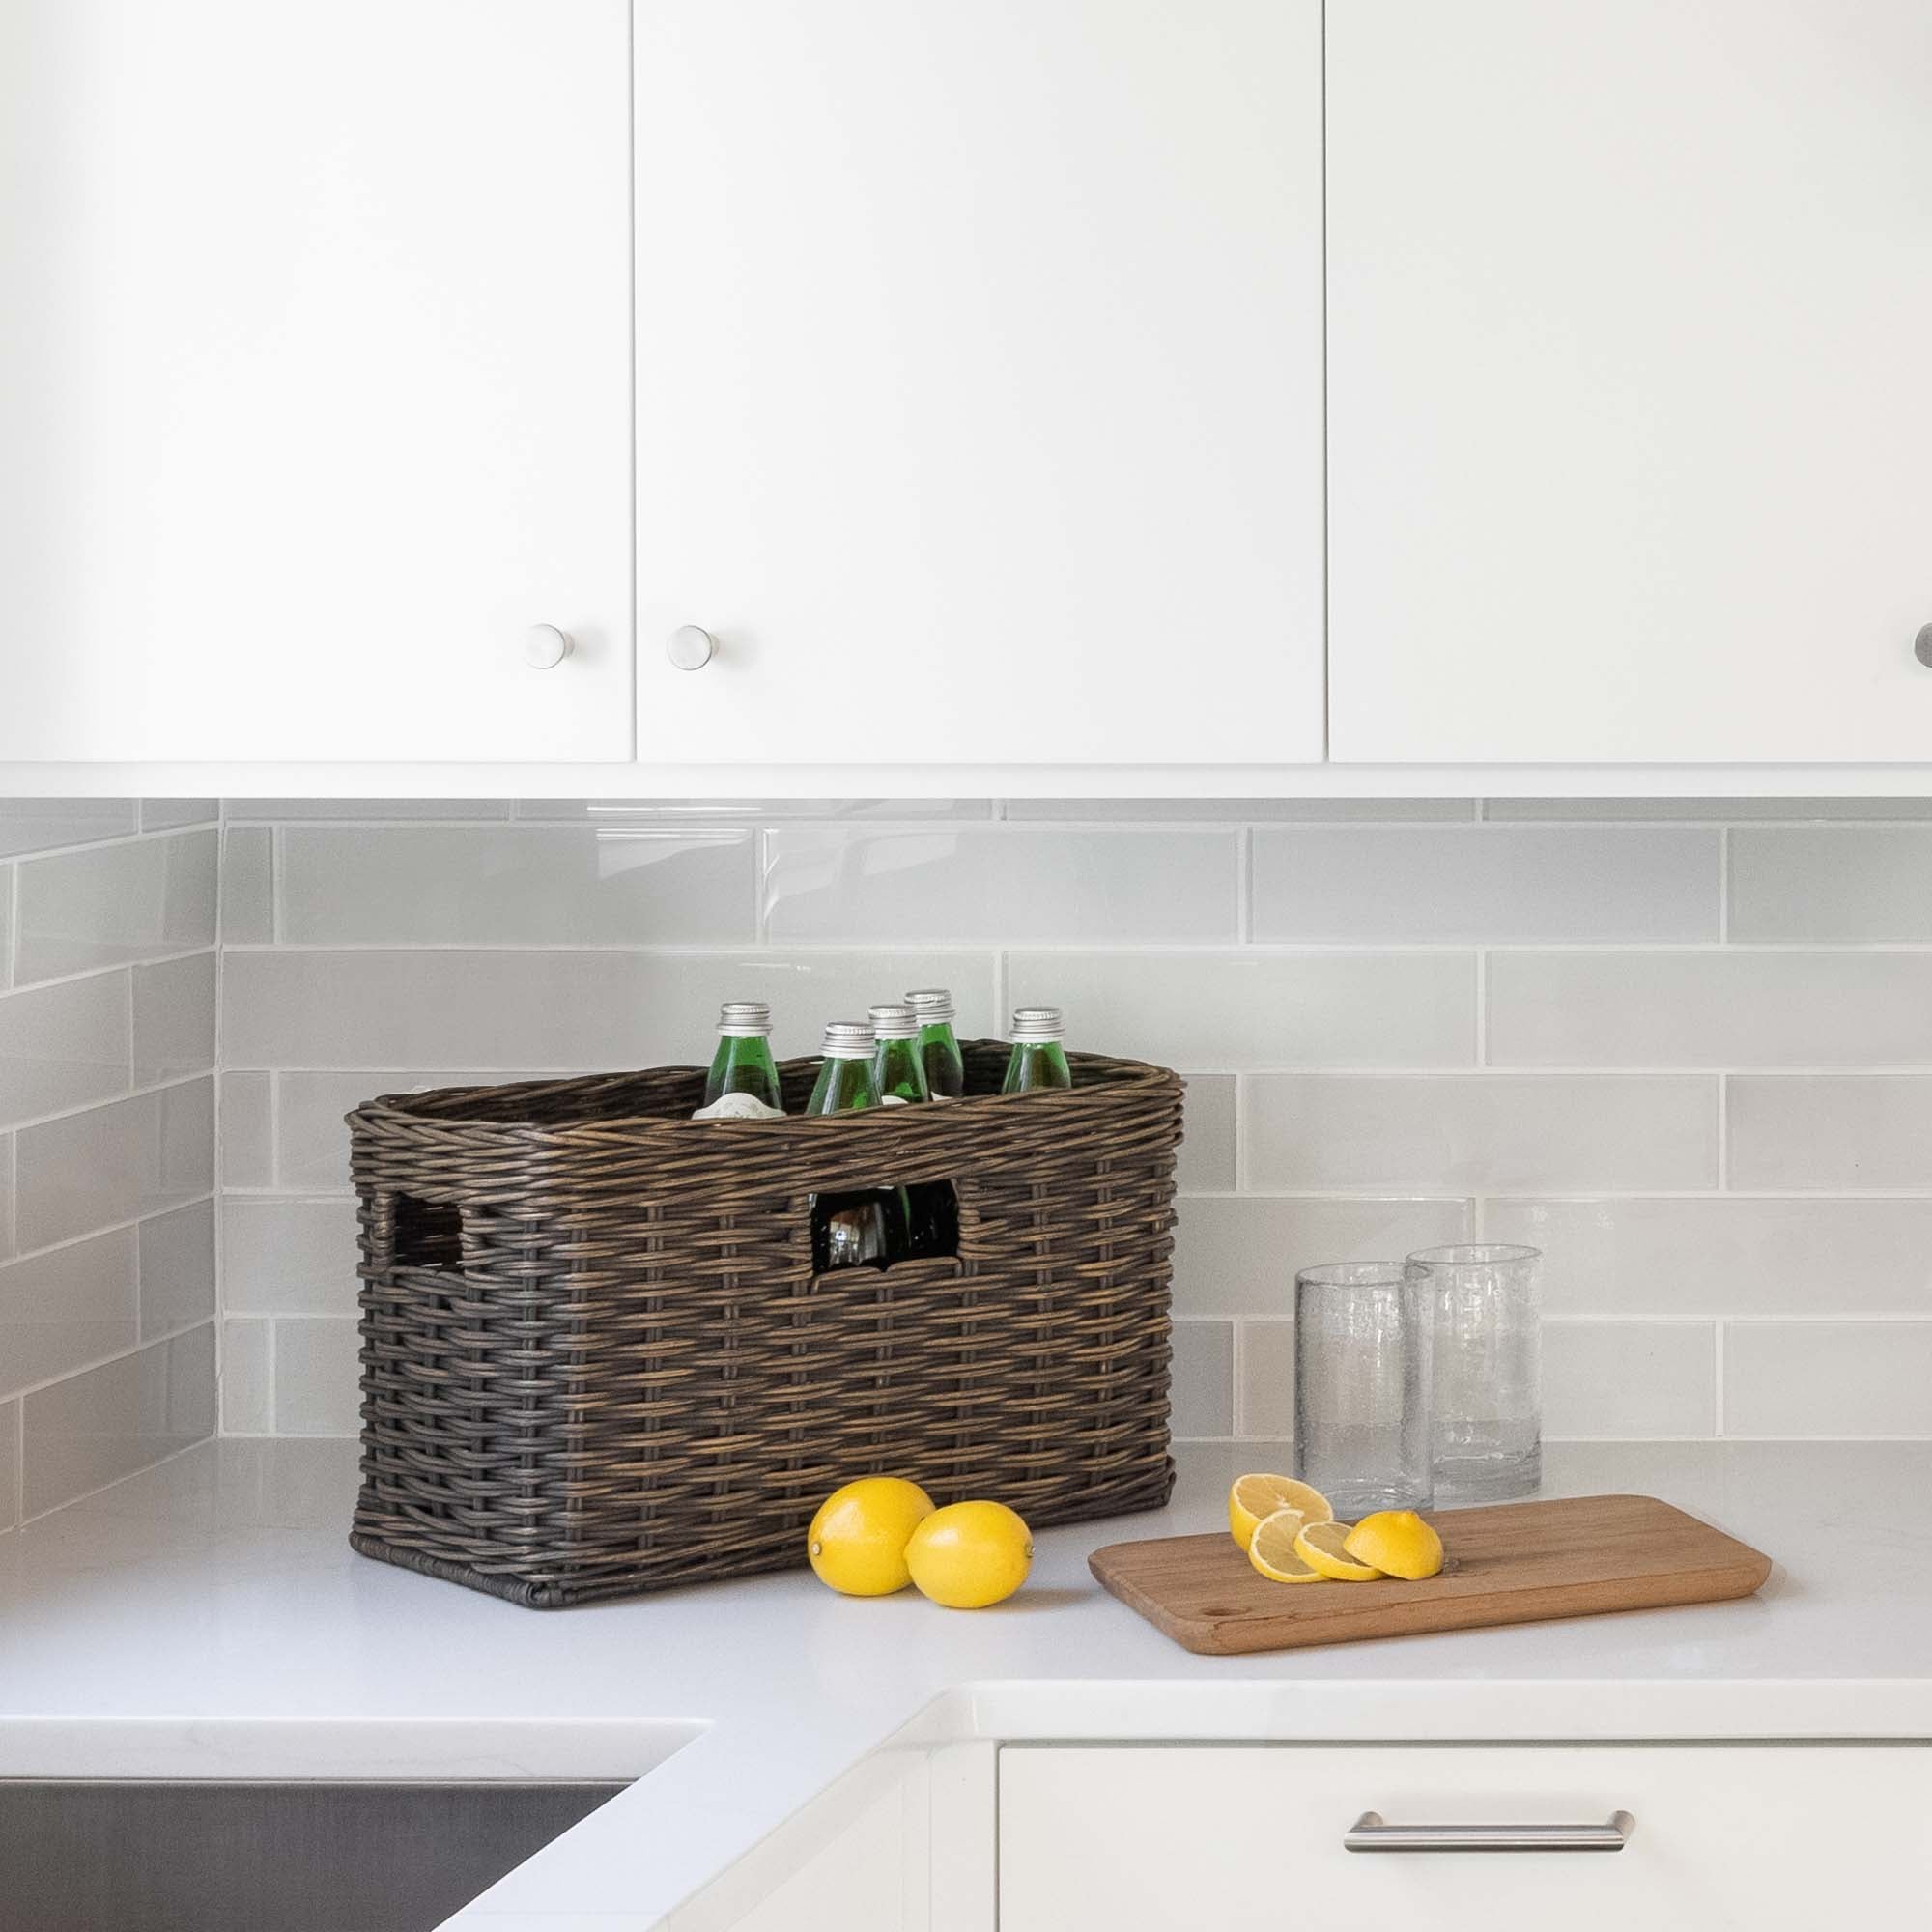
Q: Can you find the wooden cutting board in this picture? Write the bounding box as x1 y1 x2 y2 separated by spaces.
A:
1089 1493 1772 1656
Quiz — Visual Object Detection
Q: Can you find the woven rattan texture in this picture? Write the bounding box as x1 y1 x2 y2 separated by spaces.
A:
347 1044 1181 1606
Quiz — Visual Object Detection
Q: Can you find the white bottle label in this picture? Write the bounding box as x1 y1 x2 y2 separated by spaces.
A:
692 1093 785 1121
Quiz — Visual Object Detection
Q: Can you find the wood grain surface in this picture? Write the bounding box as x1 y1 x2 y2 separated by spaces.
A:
1089 1493 1772 1656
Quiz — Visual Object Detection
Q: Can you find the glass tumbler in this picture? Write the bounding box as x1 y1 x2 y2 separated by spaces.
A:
1293 1263 1434 1517
1407 1243 1543 1503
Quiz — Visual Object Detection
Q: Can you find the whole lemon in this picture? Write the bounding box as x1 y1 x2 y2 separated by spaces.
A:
905 1499 1034 1609
807 1477 935 1596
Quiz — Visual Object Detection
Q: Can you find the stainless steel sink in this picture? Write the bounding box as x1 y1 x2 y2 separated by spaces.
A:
0 1778 629 1932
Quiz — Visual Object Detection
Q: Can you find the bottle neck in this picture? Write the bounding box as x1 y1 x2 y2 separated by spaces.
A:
918 1020 966 1098
706 1033 781 1108
806 1054 879 1114
1002 1039 1072 1093
874 1035 930 1103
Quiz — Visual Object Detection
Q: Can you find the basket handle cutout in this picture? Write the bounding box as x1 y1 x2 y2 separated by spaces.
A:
391 1193 463 1270
806 1179 959 1271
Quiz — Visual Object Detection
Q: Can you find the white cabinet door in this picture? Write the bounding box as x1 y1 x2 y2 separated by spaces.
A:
0 1 633 762
1001 1745 1930 1930
1327 0 1932 764
634 0 1324 767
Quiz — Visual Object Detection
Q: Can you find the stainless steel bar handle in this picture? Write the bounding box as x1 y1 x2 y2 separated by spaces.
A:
1345 1810 1634 1854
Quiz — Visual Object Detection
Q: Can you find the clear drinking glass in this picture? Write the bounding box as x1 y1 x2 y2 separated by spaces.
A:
1293 1263 1434 1517
1406 1243 1542 1503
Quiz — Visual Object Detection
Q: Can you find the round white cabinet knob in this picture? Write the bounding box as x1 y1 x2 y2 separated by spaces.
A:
523 624 573 669
667 625 716 671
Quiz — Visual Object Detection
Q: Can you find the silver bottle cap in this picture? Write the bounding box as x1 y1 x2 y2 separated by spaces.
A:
820 1020 875 1059
867 1002 920 1040
1009 1006 1065 1043
903 987 955 1024
718 1000 773 1037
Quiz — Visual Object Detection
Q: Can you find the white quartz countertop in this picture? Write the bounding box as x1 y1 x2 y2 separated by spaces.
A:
3 1437 1929 1928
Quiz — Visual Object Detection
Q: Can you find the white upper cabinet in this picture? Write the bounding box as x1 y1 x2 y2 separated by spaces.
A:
1327 0 1932 765
633 0 1326 767
0 1 633 762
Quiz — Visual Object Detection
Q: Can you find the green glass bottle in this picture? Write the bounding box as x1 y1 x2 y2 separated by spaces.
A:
868 1003 931 1105
806 1021 909 1270
1002 1006 1072 1093
870 1002 952 1256
904 987 965 1100
703 1001 783 1111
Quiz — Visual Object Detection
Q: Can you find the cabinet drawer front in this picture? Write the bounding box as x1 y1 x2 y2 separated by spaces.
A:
1000 1745 1928 1931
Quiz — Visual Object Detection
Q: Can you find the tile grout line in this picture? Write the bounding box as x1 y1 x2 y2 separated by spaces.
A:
1713 1321 1727 1436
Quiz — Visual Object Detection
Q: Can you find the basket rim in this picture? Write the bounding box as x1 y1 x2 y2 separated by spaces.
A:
347 1044 1181 1143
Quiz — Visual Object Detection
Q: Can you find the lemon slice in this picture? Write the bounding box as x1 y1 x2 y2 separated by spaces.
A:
1228 1474 1333 1551
1293 1520 1384 1581
1344 1510 1445 1581
1248 1507 1323 1583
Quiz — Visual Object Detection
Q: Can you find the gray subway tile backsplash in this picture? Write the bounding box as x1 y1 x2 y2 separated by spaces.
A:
0 806 219 1522
15 1078 214 1254
1171 1195 1472 1318
1728 826 1932 941
219 826 274 944
221 1199 363 1317
1169 1321 1236 1438
14 826 217 983
20 1322 215 1518
271 1319 362 1437
763 826 1240 943
279 824 758 947
1726 1076 1932 1191
1540 1321 1718 1439
1244 1073 1720 1193
0 799 137 858
1723 1321 1932 1437
1488 950 1932 1068
0 972 130 1128
223 948 998 1070
0 1230 141 1400
1007 951 1476 1069
1174 1073 1237 1192
1487 1196 1932 1318
1252 825 1719 942
8 796 1926 1492
131 952 218 1087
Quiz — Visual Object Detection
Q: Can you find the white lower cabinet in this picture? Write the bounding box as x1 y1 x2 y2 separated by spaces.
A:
999 1745 1929 1930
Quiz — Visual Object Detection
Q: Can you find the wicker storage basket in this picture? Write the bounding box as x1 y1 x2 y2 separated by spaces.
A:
347 1043 1181 1607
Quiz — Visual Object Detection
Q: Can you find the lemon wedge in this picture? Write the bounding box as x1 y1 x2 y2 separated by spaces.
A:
1247 1507 1323 1583
1344 1510 1444 1581
1228 1474 1333 1551
1293 1520 1384 1581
